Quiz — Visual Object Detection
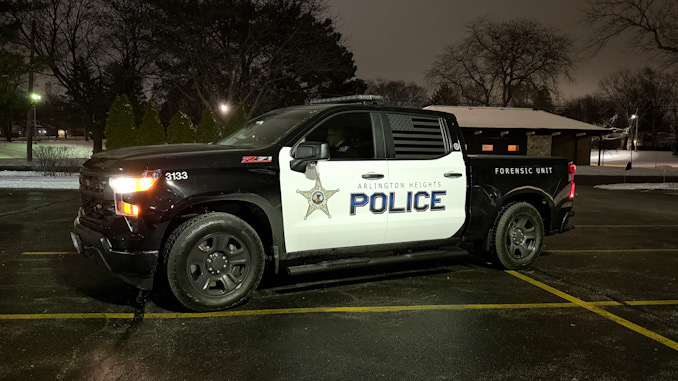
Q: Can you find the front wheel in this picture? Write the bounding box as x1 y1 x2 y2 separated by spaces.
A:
163 213 265 312
491 202 544 269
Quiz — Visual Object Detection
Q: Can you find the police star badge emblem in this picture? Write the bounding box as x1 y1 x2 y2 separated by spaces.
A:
296 176 339 219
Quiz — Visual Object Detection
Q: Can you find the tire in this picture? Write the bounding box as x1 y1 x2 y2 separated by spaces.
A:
163 212 265 312
491 202 544 269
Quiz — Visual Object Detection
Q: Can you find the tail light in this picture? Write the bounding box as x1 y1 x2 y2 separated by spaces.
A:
568 163 576 200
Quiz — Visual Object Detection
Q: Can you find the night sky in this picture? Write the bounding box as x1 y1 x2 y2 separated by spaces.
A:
326 0 653 100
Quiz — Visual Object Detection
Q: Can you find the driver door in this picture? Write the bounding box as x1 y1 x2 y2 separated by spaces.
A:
279 112 388 253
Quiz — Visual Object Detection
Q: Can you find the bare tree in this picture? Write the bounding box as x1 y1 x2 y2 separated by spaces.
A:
12 0 112 151
0 1 31 141
105 0 156 112
427 84 461 106
365 79 427 108
598 67 678 146
427 18 575 107
670 105 678 154
561 94 619 127
583 0 678 66
148 0 363 119
11 0 158 152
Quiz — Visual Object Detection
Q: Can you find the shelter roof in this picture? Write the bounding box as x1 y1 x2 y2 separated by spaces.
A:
424 106 609 133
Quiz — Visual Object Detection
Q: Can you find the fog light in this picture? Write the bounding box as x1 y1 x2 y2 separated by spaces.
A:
116 199 139 217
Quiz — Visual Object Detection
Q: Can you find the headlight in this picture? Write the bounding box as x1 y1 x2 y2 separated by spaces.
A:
110 170 161 217
110 171 160 193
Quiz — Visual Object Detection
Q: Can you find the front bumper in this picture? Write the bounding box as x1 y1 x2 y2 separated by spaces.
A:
71 209 159 290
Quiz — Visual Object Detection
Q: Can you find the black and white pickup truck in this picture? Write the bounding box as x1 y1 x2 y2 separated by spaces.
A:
71 96 576 311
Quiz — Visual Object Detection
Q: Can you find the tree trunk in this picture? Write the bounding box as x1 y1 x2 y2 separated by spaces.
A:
3 121 12 142
91 126 104 153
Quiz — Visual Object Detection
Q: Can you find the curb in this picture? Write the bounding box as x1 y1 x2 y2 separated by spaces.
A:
577 175 678 186
0 165 81 172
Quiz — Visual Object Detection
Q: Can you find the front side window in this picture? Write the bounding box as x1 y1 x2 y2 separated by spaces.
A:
304 112 375 160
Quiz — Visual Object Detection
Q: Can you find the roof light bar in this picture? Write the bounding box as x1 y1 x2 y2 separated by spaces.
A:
309 95 384 105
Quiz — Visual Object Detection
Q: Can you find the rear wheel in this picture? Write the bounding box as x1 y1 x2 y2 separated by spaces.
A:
491 202 544 269
163 213 265 312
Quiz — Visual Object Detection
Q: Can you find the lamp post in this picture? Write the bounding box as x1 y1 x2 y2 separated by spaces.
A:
626 112 639 170
219 103 229 114
26 92 41 162
631 113 639 152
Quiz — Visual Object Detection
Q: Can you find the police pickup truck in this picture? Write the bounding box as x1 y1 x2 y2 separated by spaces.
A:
71 96 576 311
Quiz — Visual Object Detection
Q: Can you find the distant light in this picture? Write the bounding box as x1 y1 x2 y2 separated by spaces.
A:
219 104 229 113
630 114 637 119
30 93 41 102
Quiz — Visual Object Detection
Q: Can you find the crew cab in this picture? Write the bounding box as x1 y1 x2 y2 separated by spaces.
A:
71 96 576 311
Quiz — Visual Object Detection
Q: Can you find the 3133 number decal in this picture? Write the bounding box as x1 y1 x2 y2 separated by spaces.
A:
165 171 189 181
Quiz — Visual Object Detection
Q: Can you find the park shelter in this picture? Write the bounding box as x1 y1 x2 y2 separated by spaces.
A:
425 106 609 165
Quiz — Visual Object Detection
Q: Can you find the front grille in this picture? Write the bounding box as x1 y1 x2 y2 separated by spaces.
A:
79 171 114 221
80 173 106 194
82 195 115 220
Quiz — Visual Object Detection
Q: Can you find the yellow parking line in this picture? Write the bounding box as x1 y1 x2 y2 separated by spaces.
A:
22 252 78 255
0 313 134 320
143 303 579 319
545 249 678 253
576 225 678 228
624 300 678 306
1 300 678 320
506 270 678 352
0 304 575 320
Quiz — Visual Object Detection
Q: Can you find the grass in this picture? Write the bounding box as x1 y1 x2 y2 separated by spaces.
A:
0 138 93 159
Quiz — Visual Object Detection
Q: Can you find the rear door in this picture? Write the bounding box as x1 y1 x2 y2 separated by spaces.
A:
382 113 467 243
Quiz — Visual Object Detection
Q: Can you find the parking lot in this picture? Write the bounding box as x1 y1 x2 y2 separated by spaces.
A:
0 185 677 380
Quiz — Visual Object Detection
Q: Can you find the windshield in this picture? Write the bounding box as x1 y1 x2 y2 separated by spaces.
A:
216 107 318 148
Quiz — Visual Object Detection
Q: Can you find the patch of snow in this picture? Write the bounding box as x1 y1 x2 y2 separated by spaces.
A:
0 171 79 189
590 149 678 168
594 183 678 191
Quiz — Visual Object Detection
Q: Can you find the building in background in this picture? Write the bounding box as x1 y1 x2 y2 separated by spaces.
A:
426 106 608 165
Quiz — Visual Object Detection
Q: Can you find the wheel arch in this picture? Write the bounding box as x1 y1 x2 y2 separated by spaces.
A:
477 188 553 252
498 187 554 230
160 194 282 261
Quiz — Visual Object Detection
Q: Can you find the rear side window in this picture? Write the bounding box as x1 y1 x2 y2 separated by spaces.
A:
388 114 447 159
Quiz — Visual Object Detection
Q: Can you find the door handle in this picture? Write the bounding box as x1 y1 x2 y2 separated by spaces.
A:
362 173 384 180
444 172 463 179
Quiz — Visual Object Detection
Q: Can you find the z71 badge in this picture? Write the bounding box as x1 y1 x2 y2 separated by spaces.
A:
242 156 272 163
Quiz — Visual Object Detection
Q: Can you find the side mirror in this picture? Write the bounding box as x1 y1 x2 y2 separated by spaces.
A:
290 141 329 172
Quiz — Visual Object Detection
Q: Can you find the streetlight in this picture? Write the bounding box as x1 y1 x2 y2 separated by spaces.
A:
219 103 229 114
26 92 41 161
627 112 639 170
30 93 41 140
630 113 639 152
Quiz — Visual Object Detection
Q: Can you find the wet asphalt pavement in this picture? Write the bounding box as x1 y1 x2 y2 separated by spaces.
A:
0 186 677 380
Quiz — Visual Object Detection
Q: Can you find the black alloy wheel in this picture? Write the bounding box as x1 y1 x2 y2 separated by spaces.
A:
164 212 265 312
491 202 544 269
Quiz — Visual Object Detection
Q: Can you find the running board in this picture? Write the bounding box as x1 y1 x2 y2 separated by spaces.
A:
285 247 468 276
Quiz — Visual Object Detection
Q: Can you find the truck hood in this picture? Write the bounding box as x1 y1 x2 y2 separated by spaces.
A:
83 144 276 173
